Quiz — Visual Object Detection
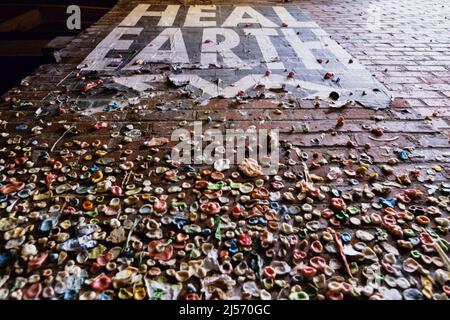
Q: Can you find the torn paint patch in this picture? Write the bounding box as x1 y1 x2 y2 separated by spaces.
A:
166 73 390 109
112 74 166 92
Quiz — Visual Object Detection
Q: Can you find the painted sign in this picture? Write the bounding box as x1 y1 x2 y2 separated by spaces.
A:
77 4 390 107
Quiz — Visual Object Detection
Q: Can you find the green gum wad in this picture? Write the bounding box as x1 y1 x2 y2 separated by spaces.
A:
229 181 241 189
289 291 309 300
207 181 226 190
153 288 164 300
263 278 274 290
335 211 349 221
214 215 222 241
189 247 200 258
347 206 360 215
171 201 186 207
437 226 448 234
299 229 308 239
411 250 421 259
403 229 415 237
88 244 107 259
84 211 98 218
305 284 318 297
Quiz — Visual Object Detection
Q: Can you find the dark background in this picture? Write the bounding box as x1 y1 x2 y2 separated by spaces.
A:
0 1 117 95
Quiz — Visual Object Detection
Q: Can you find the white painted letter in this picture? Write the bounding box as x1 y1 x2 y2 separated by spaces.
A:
119 4 179 27
245 28 284 69
125 28 189 69
184 5 217 27
222 6 277 27
281 28 323 70
201 28 248 69
282 28 364 70
81 27 142 71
